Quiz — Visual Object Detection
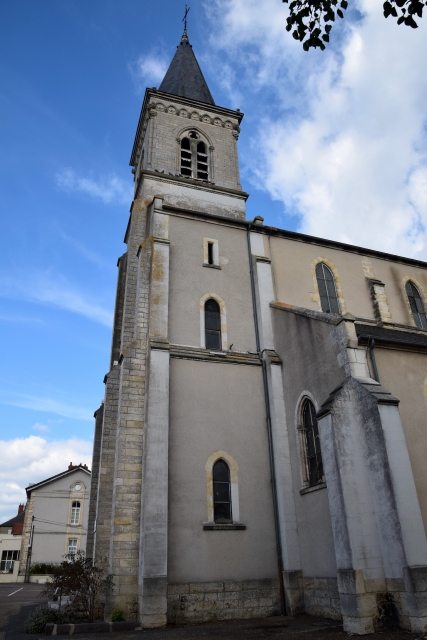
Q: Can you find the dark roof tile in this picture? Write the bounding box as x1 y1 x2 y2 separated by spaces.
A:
159 31 214 105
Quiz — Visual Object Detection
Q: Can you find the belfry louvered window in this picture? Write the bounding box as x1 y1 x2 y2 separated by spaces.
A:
205 299 221 350
303 400 323 486
180 132 209 180
316 263 340 314
406 281 427 329
213 459 232 523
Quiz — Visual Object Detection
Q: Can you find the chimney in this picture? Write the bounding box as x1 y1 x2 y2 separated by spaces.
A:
68 462 74 470
18 504 25 515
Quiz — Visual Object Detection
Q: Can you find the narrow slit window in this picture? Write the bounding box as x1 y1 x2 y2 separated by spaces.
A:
406 281 427 329
316 263 340 314
205 299 221 350
70 501 81 525
213 459 232 523
303 401 323 486
207 242 214 265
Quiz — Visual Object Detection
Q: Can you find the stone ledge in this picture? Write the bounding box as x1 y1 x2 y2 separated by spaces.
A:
203 522 246 530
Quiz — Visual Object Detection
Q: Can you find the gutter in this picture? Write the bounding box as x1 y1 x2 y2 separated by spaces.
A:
246 223 286 616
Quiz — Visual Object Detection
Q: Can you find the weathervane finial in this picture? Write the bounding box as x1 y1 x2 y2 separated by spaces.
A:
183 4 190 30
181 4 190 42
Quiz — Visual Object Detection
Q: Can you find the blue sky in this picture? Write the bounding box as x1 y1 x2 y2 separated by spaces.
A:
1 0 426 521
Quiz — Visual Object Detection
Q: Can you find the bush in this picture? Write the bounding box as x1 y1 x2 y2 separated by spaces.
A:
41 551 113 623
29 563 58 575
25 606 77 634
111 608 125 622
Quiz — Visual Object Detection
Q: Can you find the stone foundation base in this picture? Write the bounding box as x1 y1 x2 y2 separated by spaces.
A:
303 577 342 620
167 579 281 624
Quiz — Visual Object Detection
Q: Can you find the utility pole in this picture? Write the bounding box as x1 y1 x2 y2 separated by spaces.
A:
24 516 34 583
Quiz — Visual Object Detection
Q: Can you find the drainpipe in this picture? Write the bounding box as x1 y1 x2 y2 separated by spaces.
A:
246 223 286 616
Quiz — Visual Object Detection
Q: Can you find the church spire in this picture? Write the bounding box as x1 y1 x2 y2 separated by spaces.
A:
158 22 215 105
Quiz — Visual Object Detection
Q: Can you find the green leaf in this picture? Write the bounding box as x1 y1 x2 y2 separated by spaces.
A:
325 23 332 31
322 33 330 40
337 8 344 17
341 1 348 8
397 14 405 22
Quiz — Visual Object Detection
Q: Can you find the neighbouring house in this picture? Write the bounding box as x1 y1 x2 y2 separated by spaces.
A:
19 463 91 578
0 505 25 582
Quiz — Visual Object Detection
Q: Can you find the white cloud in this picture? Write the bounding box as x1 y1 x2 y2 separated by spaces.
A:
206 0 427 259
32 423 50 432
129 51 169 89
0 271 113 327
0 391 93 421
56 168 132 206
0 436 92 523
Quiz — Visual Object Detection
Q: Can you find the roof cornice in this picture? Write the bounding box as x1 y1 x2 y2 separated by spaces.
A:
130 88 243 167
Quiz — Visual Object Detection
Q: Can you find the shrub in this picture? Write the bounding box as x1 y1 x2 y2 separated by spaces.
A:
25 606 76 634
41 551 113 623
111 608 125 622
30 563 58 575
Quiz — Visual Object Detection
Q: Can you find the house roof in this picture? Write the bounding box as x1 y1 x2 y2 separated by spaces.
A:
0 511 25 529
25 464 91 496
158 29 215 105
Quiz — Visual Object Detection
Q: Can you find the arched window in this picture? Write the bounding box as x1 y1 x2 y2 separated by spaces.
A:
406 281 427 329
180 131 209 180
316 262 340 314
303 400 323 486
205 299 221 350
70 501 81 525
213 459 232 523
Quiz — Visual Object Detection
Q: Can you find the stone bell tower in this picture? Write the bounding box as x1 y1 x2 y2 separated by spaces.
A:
88 27 250 626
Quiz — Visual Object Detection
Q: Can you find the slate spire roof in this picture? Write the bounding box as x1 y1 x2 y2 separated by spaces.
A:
159 28 215 105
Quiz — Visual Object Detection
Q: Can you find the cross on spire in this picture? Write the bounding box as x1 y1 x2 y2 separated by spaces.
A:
183 4 190 31
181 4 190 42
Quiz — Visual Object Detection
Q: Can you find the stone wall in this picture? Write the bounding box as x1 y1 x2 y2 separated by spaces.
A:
303 577 342 620
167 579 281 624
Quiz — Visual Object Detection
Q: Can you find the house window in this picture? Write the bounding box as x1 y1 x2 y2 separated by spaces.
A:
213 460 232 523
68 539 78 559
205 299 221 350
180 132 209 180
0 550 19 572
316 262 340 314
303 400 323 486
70 501 81 525
406 281 427 329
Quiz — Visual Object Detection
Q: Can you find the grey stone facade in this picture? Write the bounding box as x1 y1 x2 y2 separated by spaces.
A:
89 27 427 635
167 579 281 624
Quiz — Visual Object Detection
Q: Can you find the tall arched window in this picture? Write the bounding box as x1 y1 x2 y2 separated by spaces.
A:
180 131 209 180
406 281 427 329
213 459 232 523
70 501 81 525
303 401 323 486
205 299 221 350
316 262 340 314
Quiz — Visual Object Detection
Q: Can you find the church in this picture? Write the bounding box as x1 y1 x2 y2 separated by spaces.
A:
88 25 427 635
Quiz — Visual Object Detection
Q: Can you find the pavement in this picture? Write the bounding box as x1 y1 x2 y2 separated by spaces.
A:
0 583 422 640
